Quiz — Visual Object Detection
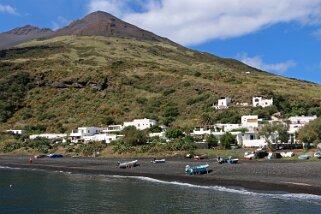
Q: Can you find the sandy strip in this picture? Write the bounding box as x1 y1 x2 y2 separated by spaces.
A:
1 155 321 195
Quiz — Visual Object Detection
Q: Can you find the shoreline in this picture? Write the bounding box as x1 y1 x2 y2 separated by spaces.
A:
1 155 321 196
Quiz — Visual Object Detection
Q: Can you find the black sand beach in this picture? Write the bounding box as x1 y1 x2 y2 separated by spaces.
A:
1 155 321 195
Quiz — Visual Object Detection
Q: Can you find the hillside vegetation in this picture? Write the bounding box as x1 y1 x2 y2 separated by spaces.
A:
0 36 320 132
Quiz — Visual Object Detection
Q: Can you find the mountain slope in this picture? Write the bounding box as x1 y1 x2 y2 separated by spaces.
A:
0 25 53 50
53 11 170 43
0 35 320 132
0 11 171 50
0 12 320 132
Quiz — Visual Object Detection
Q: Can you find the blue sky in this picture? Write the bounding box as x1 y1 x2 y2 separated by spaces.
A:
1 0 321 84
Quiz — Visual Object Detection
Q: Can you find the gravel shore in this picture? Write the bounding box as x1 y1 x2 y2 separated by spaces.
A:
1 155 321 195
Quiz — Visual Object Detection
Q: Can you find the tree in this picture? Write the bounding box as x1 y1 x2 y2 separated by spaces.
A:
103 116 115 125
148 125 162 133
122 126 147 146
259 121 289 150
297 117 321 147
220 132 236 149
81 141 106 157
165 128 184 139
206 134 218 148
163 106 179 118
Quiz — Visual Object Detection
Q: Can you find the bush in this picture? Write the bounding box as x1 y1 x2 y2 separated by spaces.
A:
220 132 236 149
163 106 179 118
122 126 147 146
80 141 106 157
28 137 52 153
165 128 184 139
206 134 218 148
163 89 176 96
148 125 162 133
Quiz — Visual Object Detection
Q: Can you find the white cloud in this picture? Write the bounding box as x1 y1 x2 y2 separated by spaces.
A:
51 16 70 30
0 4 19 15
87 0 321 45
239 53 296 73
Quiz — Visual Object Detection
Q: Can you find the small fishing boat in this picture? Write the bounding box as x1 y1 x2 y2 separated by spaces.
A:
298 154 310 160
117 160 138 168
194 154 208 160
151 158 166 163
314 151 321 159
48 154 63 158
227 158 239 164
185 164 209 175
217 156 227 164
244 152 255 160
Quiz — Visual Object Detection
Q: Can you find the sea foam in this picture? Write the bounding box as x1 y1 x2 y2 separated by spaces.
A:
109 175 321 203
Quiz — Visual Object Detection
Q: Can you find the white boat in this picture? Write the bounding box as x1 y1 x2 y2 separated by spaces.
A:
151 158 166 163
117 160 138 168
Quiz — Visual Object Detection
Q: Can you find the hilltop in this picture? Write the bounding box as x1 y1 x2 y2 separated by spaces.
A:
0 11 320 132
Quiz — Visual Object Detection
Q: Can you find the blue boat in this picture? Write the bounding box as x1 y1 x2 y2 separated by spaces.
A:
185 164 209 175
227 158 239 164
314 151 321 159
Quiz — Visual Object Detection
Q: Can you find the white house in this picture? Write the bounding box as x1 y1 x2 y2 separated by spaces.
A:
241 132 267 148
101 125 123 133
70 127 101 143
30 134 67 140
252 97 273 108
123 118 156 130
214 124 242 132
192 127 212 136
213 97 231 109
288 115 317 134
241 115 259 130
6 129 26 135
149 132 166 140
82 134 118 144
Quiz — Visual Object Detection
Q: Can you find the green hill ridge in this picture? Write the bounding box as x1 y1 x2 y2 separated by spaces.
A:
0 13 320 133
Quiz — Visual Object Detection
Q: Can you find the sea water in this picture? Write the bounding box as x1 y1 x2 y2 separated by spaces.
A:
1 167 321 214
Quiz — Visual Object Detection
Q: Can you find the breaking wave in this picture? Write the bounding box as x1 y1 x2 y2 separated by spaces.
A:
110 175 321 203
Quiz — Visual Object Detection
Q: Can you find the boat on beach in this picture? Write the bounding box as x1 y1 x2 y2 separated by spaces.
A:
193 154 208 160
227 158 239 164
217 156 238 164
185 164 209 175
314 151 321 159
298 154 310 160
117 160 138 168
151 158 166 163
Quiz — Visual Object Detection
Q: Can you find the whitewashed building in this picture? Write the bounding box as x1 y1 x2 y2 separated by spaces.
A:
241 115 259 130
6 129 26 135
213 97 231 109
123 118 156 130
149 132 166 140
82 134 118 144
30 134 67 140
241 132 267 148
101 125 123 133
70 127 101 143
252 97 273 108
288 115 317 133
